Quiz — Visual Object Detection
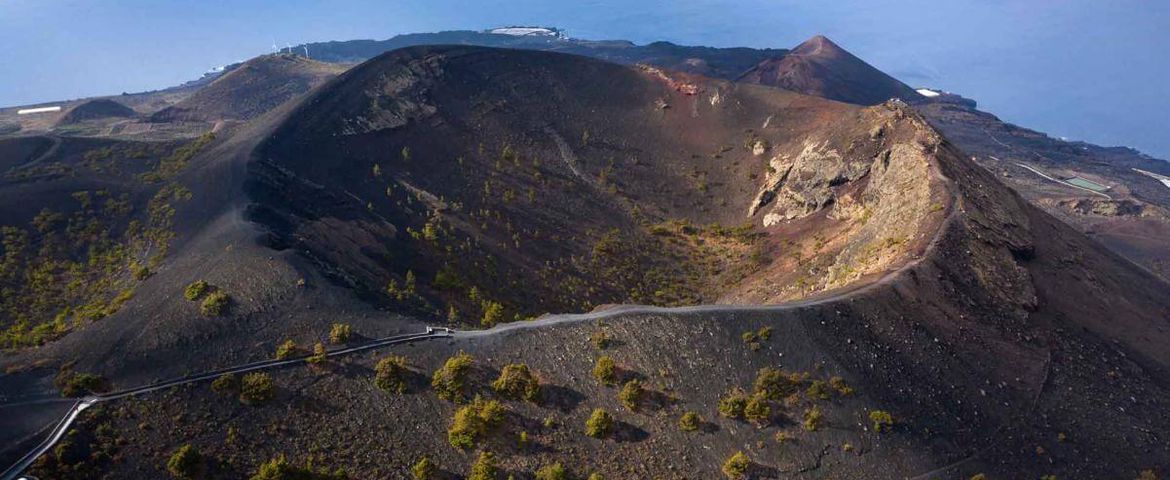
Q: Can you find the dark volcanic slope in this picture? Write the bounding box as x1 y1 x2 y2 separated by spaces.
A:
3 46 1170 480
739 35 923 106
55 99 137 125
250 45 949 324
150 54 347 123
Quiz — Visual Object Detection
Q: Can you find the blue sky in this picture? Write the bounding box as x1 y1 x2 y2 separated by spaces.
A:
1 0 1167 158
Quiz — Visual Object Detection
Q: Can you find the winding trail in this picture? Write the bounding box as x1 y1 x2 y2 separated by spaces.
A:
0 331 446 480
1 162 972 479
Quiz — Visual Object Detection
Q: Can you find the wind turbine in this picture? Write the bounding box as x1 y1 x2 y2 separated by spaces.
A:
303 45 310 59
286 42 293 54
271 39 279 53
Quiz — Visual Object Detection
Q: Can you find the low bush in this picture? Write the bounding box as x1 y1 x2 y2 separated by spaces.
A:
412 456 437 480
468 451 499 480
432 351 474 402
58 371 108 397
184 280 209 301
718 387 748 419
492 363 541 402
211 373 239 394
239 372 275 405
448 395 506 450
536 463 569 480
375 355 410 393
722 451 749 479
200 290 230 317
618 379 645 411
585 408 613 438
328 323 352 344
679 411 701 432
166 444 203 479
274 339 298 360
869 410 894 432
592 356 617 385
802 405 823 431
744 391 772 425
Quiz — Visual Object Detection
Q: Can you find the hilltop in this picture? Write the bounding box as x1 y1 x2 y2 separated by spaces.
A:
738 35 922 105
0 45 1164 480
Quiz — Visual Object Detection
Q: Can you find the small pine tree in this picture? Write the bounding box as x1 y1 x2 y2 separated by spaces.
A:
679 411 701 432
869 410 894 432
618 379 645 411
802 405 824 431
722 451 749 479
166 444 203 479
328 323 352 344
274 339 298 360
536 463 569 480
239 372 274 405
411 456 437 480
431 351 473 402
592 356 617 385
468 451 499 480
374 355 409 393
492 363 541 402
307 342 327 364
718 387 748 419
744 392 771 425
585 408 613 438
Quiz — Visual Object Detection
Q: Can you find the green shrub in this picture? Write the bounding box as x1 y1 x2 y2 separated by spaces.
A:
375 355 410 393
756 326 772 340
480 300 503 327
200 290 230 316
411 456 437 480
239 372 275 405
58 371 108 397
432 351 473 402
328 323 352 344
589 330 612 349
184 280 209 300
802 405 823 431
468 451 498 480
166 444 203 479
307 342 327 364
722 451 749 479
588 475 604 480
274 339 298 360
618 379 645 411
211 373 240 394
679 411 701 432
592 356 617 385
753 367 804 400
249 454 348 480
869 410 894 432
744 392 771 425
718 387 748 419
829 376 854 396
448 395 506 450
805 380 830 400
536 463 569 480
584 408 613 438
491 363 541 402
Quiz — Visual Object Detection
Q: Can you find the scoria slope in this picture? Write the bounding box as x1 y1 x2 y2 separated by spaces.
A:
739 35 922 106
150 53 347 123
248 45 949 326
1 46 1168 480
